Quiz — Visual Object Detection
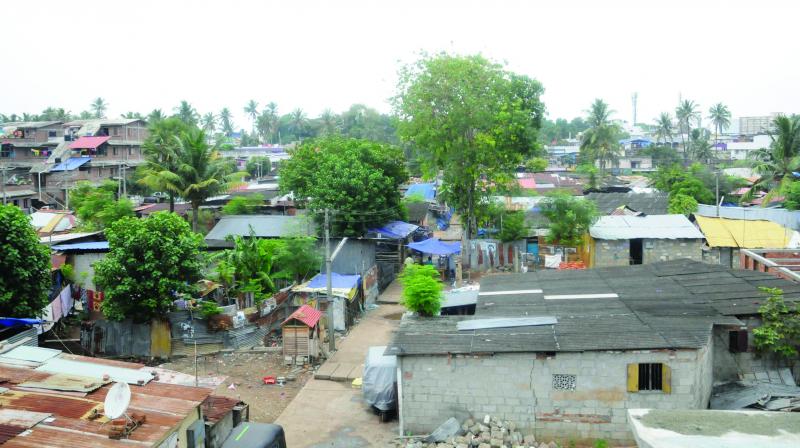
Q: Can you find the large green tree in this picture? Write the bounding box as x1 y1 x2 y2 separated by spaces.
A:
394 53 544 254
0 205 51 317
174 100 199 126
280 136 408 236
70 180 133 230
539 193 597 247
95 212 203 322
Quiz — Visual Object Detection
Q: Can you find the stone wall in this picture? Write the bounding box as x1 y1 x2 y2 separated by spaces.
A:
592 238 704 267
398 346 712 446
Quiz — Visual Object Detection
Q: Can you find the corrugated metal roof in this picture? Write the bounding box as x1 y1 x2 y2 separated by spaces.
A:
50 242 109 251
587 191 670 215
205 215 314 240
282 304 322 328
68 136 110 150
19 373 107 393
202 396 242 423
590 214 705 240
695 215 794 248
0 409 50 428
0 424 26 445
49 157 91 172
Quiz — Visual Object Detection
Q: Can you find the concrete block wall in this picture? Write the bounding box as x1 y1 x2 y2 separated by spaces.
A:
593 240 630 267
642 239 704 264
399 349 709 445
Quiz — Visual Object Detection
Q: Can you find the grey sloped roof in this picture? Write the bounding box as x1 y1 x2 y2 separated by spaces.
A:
387 260 800 356
589 214 705 240
205 215 315 240
586 191 669 215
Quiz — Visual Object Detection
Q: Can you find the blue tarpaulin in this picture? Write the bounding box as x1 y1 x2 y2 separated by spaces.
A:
405 183 436 201
50 157 92 172
0 317 42 327
408 238 461 255
307 273 361 290
52 242 109 251
369 221 419 239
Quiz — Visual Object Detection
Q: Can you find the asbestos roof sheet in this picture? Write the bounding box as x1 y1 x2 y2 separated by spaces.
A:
387 260 800 356
205 214 314 240
0 347 61 364
50 241 109 252
694 215 794 248
35 358 153 385
589 214 705 240
18 374 108 393
586 191 669 215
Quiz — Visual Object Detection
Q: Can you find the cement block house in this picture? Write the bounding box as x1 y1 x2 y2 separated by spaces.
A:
586 214 704 267
387 260 800 445
0 120 63 209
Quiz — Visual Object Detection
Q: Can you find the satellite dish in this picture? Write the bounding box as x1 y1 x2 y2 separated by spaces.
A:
104 382 131 420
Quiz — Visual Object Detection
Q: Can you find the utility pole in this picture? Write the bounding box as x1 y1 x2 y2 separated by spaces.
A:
1 165 6 205
715 171 720 217
324 208 335 353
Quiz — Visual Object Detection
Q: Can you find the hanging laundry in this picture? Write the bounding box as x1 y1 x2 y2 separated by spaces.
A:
59 285 72 318
50 295 63 322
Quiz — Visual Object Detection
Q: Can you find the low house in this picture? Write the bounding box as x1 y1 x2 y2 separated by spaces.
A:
387 260 800 445
0 345 241 447
693 215 799 268
205 214 315 245
586 214 705 267
291 273 362 331
281 304 323 363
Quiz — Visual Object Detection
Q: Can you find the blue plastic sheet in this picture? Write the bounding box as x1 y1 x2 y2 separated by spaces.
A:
407 238 461 255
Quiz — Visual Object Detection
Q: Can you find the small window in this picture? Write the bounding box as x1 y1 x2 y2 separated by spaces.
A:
729 330 748 353
112 147 117 156
552 374 576 391
48 130 57 138
627 363 671 393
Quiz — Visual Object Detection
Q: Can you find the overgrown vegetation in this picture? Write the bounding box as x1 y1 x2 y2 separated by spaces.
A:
753 287 800 358
94 212 204 322
668 193 699 215
0 205 51 317
199 300 223 318
222 194 265 215
70 180 134 230
399 264 443 317
498 211 529 242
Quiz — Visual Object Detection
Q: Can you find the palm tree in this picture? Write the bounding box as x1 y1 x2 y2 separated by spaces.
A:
91 97 108 118
289 108 308 141
318 109 339 136
121 111 144 119
174 128 236 232
147 109 166 124
689 128 714 165
219 108 234 135
174 101 199 126
586 99 613 127
244 100 259 135
579 99 621 177
675 99 700 165
256 111 272 144
138 118 190 212
746 115 800 204
654 112 674 146
707 103 731 146
201 112 217 135
265 102 279 143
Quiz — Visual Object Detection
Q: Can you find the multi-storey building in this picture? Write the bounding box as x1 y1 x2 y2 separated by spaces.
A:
0 121 63 210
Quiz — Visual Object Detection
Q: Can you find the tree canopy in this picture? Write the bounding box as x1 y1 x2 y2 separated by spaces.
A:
0 205 51 317
94 212 204 322
222 194 264 215
540 193 598 247
279 136 408 236
394 53 544 247
70 180 133 230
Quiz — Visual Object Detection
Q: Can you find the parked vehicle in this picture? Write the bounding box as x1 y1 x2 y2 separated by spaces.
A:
221 423 286 448
362 345 397 422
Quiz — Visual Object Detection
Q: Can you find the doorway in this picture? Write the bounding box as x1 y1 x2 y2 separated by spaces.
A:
630 239 643 265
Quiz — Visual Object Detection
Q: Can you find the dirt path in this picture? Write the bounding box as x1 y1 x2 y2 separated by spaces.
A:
276 302 404 447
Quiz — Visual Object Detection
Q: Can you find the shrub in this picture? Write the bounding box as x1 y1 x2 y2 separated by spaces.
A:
399 264 443 316
668 193 699 215
199 301 223 318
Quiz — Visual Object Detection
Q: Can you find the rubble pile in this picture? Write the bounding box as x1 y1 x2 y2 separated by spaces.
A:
396 415 559 448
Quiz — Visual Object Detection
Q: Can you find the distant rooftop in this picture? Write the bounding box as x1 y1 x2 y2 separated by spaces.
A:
387 260 800 356
205 214 315 241
586 191 669 215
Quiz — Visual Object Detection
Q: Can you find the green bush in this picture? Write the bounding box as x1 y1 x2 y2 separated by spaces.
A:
399 264 443 316
668 193 699 215
199 301 223 318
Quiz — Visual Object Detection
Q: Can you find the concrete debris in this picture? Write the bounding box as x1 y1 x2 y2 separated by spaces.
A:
711 381 800 411
395 414 555 448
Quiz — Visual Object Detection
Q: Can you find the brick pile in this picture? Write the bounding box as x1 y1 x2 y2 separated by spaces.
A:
396 414 561 448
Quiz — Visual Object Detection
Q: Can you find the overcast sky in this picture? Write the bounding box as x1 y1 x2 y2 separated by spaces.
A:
2 0 797 127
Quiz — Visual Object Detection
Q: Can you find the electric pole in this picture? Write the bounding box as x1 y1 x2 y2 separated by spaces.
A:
324 208 335 353
715 171 720 217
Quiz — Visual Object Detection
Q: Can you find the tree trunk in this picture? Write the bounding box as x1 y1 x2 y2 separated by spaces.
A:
169 193 175 213
192 203 199 233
